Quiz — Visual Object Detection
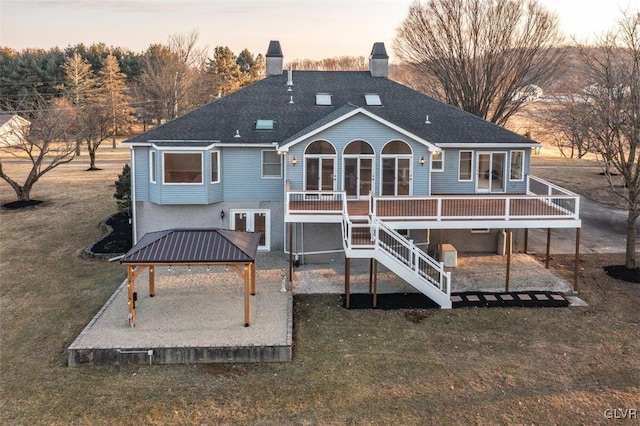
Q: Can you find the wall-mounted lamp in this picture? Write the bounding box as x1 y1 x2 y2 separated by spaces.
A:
291 156 298 167
420 156 426 166
220 210 225 220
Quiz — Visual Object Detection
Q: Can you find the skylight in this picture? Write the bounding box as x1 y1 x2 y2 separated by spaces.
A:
255 119 274 130
316 93 332 106
365 94 382 106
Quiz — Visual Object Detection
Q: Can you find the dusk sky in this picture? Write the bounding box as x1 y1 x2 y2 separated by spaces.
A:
1 0 638 61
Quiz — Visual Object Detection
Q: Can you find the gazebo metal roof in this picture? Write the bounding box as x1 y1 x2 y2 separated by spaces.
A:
119 229 262 327
120 229 261 264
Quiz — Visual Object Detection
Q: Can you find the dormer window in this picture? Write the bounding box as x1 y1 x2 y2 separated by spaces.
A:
255 119 274 130
315 93 332 106
365 94 382 106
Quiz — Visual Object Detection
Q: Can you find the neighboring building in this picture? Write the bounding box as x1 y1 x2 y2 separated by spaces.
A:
124 41 581 308
0 114 30 147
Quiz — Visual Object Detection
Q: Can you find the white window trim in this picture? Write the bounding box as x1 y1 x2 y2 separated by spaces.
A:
162 151 204 185
230 209 271 251
261 149 282 179
458 150 473 182
509 150 525 182
211 151 220 184
431 151 444 172
149 150 156 183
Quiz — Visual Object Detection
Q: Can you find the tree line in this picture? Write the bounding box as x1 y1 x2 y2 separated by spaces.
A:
0 31 265 132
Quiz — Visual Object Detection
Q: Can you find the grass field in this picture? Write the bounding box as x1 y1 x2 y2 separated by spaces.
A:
1 145 639 425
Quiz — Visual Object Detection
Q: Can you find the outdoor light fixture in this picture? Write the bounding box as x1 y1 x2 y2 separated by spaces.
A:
291 156 298 166
420 156 426 166
168 265 171 272
220 210 225 220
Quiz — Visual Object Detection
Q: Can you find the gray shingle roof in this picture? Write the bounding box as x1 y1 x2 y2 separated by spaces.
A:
120 229 261 264
124 71 535 147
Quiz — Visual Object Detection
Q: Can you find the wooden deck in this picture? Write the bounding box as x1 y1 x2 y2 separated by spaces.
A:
286 195 578 225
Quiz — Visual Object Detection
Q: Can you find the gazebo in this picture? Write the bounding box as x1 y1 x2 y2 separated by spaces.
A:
120 229 262 327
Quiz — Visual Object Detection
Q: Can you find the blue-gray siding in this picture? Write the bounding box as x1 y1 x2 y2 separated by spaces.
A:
286 113 433 195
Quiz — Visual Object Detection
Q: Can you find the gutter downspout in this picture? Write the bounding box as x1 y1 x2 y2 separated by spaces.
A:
130 147 138 244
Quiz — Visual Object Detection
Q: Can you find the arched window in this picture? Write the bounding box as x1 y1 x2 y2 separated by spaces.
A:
382 140 412 155
344 140 374 155
305 140 336 155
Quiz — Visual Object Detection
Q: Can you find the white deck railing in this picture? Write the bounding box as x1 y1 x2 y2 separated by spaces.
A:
341 215 451 300
286 175 580 222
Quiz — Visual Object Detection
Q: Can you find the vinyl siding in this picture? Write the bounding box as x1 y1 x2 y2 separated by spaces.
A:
221 147 283 201
286 113 432 195
431 148 531 194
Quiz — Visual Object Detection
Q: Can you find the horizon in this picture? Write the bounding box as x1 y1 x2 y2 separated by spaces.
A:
1 0 638 61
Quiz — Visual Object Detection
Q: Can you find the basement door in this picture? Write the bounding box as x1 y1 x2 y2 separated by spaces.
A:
230 210 270 251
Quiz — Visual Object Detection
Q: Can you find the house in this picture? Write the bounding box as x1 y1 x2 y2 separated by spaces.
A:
0 114 30 147
123 41 581 308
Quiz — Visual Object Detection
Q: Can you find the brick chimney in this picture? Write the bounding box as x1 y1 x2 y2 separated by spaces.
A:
266 40 284 76
369 42 388 78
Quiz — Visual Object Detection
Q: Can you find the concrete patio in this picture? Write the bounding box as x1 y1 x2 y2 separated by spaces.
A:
68 251 574 366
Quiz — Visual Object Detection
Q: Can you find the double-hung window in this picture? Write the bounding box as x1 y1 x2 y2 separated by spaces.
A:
510 150 524 181
262 150 282 178
149 151 157 183
431 151 444 172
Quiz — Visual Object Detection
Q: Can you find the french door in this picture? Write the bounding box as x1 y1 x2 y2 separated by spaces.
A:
476 152 506 193
344 157 373 199
231 210 270 251
381 157 411 196
305 157 336 191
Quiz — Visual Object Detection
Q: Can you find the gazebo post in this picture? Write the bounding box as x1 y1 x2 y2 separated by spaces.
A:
244 263 251 327
149 265 155 297
251 261 256 295
127 265 136 327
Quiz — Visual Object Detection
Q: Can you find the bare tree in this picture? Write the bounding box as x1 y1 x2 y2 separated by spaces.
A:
0 97 75 202
137 31 209 122
577 11 640 269
394 0 564 125
287 56 367 71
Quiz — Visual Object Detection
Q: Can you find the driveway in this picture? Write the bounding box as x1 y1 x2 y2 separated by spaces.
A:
526 196 639 255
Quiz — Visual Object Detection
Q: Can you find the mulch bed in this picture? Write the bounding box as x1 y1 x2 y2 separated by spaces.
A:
604 265 640 283
342 291 570 309
89 211 132 255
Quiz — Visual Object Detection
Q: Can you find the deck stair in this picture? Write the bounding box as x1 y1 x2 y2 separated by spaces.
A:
341 214 452 309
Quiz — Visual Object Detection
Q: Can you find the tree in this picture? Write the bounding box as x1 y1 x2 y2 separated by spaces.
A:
0 97 75 202
98 54 134 148
207 46 265 97
394 0 563 125
60 51 96 155
70 54 134 169
137 31 209 122
576 11 640 269
114 163 131 214
207 46 243 96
